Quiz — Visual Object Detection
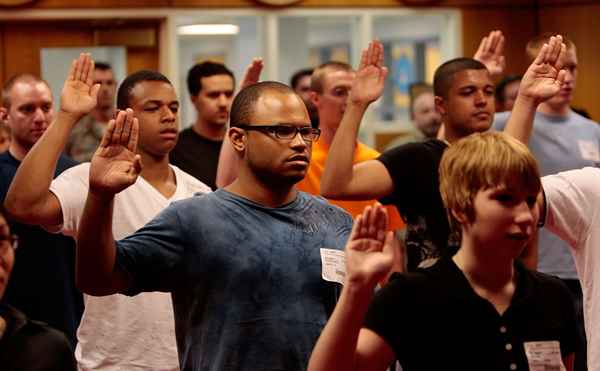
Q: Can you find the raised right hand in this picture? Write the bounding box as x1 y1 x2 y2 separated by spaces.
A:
89 109 142 196
60 53 101 117
345 203 395 289
349 40 388 106
473 30 506 78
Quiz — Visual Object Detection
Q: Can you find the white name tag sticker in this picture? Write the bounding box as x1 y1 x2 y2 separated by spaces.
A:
524 341 566 371
578 140 600 162
320 248 346 285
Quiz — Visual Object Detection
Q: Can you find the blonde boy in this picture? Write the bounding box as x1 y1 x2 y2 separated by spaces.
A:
309 132 577 371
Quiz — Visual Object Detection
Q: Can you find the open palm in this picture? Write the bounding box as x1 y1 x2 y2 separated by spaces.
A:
474 30 505 78
520 35 566 103
345 204 395 287
60 53 100 116
90 109 142 196
350 40 388 105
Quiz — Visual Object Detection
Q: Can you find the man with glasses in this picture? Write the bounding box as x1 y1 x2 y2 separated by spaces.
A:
0 207 76 370
74 80 353 371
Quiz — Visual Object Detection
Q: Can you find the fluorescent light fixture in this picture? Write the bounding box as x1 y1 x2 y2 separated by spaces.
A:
178 24 239 35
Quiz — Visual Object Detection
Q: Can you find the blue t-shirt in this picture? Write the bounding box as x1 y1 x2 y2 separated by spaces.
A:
115 189 353 371
494 110 600 279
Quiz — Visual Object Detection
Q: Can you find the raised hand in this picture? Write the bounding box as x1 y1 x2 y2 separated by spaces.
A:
474 30 506 78
240 58 264 90
350 40 388 106
518 35 567 104
345 203 395 289
89 109 142 196
60 53 101 117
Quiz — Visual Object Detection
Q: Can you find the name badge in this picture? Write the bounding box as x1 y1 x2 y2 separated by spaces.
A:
524 341 566 371
320 248 346 285
578 140 600 162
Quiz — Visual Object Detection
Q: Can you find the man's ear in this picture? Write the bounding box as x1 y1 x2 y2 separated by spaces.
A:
310 91 319 108
228 127 246 153
434 95 446 117
0 107 8 124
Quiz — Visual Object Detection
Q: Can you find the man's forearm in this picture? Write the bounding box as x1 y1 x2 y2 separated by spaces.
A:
4 111 81 222
76 191 126 296
321 102 367 198
308 283 373 371
503 93 539 144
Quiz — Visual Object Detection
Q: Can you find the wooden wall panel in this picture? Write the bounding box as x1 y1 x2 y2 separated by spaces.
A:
461 7 537 77
0 26 4 85
538 4 600 121
2 23 93 81
0 22 160 87
127 47 159 74
1 0 534 9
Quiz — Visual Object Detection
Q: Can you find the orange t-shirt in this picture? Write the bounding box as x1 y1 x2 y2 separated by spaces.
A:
298 140 404 230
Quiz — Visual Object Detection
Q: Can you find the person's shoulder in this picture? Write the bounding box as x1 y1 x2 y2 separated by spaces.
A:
172 127 195 147
517 264 572 299
571 111 600 130
57 153 79 170
298 191 353 221
171 165 212 194
355 141 381 158
0 151 16 167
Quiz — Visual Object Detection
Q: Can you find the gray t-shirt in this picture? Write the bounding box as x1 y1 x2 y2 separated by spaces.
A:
115 189 353 371
494 110 600 279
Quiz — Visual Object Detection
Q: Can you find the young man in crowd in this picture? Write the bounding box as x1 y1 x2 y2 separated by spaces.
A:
74 80 352 370
0 74 83 345
319 36 566 270
216 60 404 231
5 54 211 370
170 61 236 189
308 132 576 371
495 34 599 371
65 61 117 162
0 207 77 371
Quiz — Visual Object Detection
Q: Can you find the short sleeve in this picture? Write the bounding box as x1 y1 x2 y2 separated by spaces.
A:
542 167 600 249
49 164 90 236
376 141 445 216
115 202 189 295
363 275 411 358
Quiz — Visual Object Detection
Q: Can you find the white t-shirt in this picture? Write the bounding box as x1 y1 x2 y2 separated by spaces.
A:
542 167 600 369
50 163 211 371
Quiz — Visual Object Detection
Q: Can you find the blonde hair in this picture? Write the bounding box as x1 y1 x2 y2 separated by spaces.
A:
526 33 575 61
439 131 541 233
310 61 353 94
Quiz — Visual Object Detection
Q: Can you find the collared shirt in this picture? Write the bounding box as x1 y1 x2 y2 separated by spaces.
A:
364 256 577 371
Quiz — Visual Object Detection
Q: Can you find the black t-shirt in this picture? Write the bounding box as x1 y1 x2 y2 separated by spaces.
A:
377 139 454 270
169 127 223 190
0 303 76 371
364 257 577 371
0 152 83 346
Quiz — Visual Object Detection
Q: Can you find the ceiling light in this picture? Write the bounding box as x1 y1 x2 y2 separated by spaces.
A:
178 24 239 35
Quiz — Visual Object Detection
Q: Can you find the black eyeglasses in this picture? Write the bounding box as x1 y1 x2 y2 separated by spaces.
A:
235 124 320 142
0 234 18 252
